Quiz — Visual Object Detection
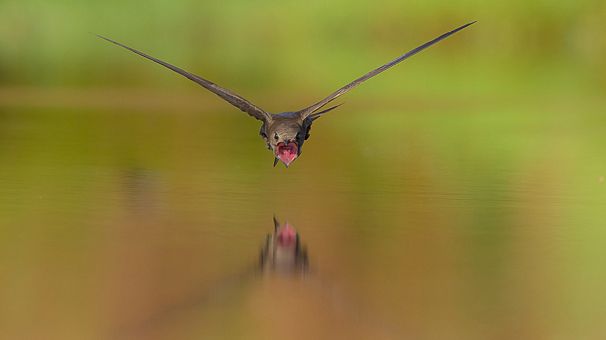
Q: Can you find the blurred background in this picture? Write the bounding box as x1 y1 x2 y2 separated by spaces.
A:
1 0 605 339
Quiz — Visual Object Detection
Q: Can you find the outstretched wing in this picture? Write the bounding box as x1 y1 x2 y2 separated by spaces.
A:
297 21 476 119
97 35 273 122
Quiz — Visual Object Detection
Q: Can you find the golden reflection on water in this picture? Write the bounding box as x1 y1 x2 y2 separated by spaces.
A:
0 101 605 339
115 217 400 340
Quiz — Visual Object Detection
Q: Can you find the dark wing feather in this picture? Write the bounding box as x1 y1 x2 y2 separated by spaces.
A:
298 21 476 119
97 35 272 122
310 103 344 120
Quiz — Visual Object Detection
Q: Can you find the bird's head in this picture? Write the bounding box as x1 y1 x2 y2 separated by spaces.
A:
264 118 304 167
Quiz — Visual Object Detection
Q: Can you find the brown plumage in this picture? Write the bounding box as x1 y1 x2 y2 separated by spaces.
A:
98 21 475 167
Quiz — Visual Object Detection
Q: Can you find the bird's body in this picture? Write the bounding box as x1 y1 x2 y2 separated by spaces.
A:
260 112 314 166
98 21 475 167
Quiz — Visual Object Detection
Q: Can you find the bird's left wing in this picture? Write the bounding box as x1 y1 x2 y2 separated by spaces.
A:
297 21 476 119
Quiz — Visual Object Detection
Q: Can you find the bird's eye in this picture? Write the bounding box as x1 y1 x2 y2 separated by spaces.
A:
274 133 279 140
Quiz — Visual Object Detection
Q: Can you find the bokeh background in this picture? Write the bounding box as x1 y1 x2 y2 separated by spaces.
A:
1 1 605 339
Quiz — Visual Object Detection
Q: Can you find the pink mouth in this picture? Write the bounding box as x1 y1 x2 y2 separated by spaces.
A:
275 142 298 166
277 223 297 247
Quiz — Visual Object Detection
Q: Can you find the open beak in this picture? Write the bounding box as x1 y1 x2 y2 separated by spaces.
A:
275 142 299 167
276 222 297 247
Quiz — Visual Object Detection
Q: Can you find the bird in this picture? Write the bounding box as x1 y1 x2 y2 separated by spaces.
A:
98 21 475 167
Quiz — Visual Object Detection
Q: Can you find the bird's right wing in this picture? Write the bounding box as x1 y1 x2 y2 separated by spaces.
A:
98 35 273 123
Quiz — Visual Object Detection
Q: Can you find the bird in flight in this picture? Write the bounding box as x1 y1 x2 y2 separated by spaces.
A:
98 21 475 167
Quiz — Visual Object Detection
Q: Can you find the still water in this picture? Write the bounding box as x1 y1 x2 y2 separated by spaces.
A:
0 94 605 339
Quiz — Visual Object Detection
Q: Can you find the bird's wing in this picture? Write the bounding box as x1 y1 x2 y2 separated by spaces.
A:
297 21 476 119
97 35 273 123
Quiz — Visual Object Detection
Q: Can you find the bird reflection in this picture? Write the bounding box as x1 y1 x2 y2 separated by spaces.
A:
113 216 401 339
114 216 311 338
259 216 309 275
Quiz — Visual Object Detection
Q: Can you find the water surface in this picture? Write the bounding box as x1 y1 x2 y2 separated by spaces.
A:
1 94 605 339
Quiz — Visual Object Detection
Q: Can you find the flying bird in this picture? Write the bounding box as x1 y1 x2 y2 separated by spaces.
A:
98 21 475 167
